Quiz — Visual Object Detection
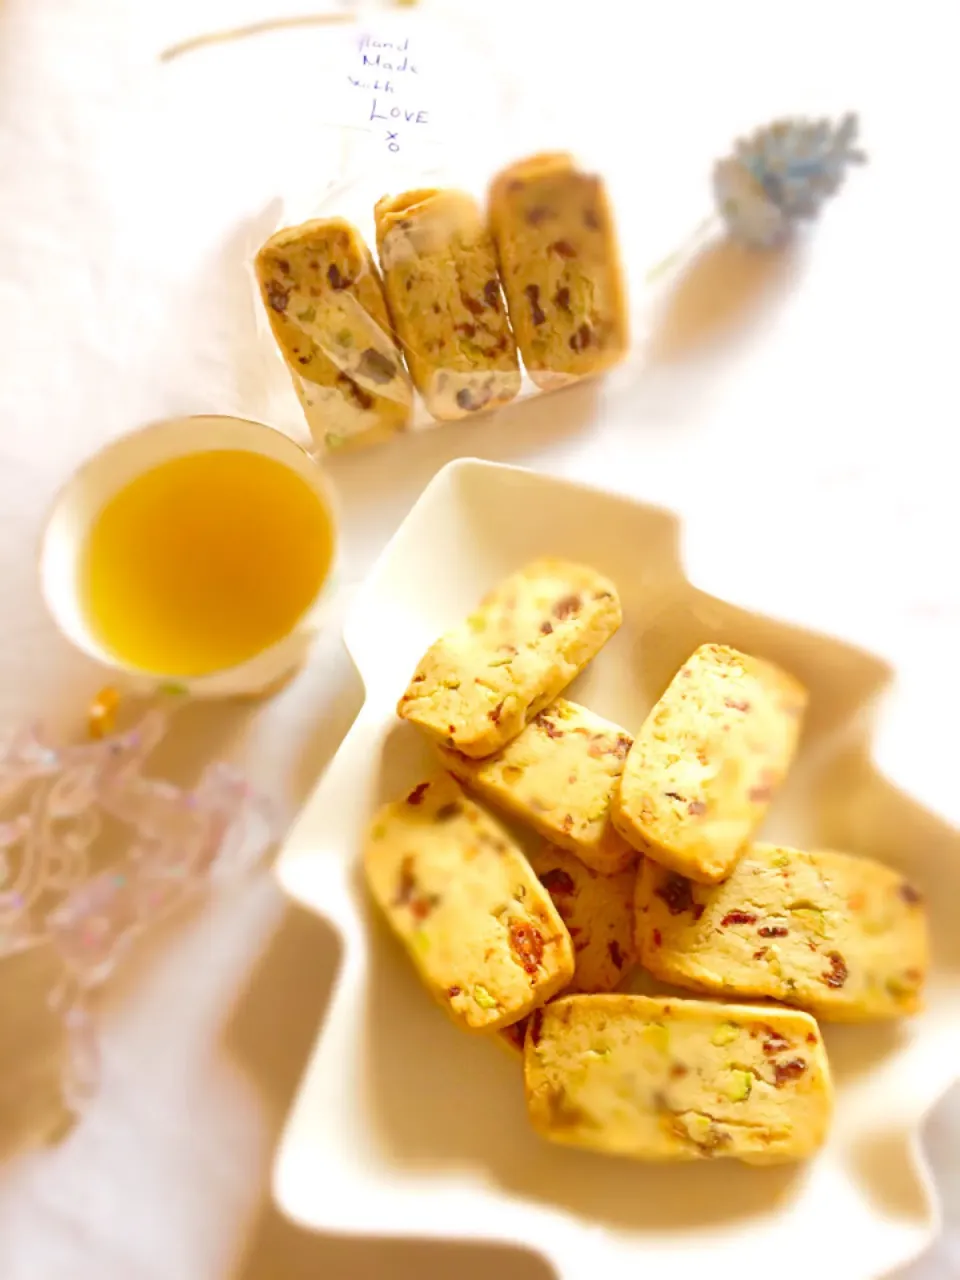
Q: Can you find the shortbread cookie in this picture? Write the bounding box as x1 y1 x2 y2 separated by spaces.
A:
489 152 628 390
364 774 574 1032
256 218 412 452
398 559 622 758
530 845 637 990
499 845 637 1054
438 699 635 873
375 188 520 420
524 994 832 1163
613 644 807 883
637 844 928 1020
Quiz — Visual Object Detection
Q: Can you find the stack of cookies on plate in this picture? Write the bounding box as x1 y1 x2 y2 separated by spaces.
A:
255 154 627 451
364 559 929 1165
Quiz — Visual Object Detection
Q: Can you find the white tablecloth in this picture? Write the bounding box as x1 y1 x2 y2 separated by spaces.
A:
1 1 958 1276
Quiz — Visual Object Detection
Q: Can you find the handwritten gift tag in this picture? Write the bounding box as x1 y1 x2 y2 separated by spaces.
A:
353 35 428 153
338 23 445 160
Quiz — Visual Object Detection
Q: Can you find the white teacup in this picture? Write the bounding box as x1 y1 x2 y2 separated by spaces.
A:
39 414 339 699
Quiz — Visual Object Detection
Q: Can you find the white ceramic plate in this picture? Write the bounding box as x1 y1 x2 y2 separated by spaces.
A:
273 459 960 1280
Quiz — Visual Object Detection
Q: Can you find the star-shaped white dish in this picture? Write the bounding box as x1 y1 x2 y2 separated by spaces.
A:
273 459 960 1280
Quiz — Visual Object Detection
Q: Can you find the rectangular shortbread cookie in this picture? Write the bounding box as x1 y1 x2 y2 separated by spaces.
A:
636 844 929 1020
364 774 574 1032
613 643 807 883
438 698 635 874
398 559 622 759
524 994 832 1163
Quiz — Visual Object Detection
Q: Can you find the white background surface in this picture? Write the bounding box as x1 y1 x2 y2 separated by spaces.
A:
0 0 958 1277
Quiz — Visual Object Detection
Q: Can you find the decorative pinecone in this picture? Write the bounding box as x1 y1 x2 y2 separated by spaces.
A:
713 113 866 248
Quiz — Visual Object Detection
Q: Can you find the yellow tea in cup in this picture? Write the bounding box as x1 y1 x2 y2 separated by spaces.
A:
80 448 334 678
41 415 338 698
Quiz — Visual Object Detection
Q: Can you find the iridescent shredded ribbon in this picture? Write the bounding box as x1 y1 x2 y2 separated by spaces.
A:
0 702 275 1114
